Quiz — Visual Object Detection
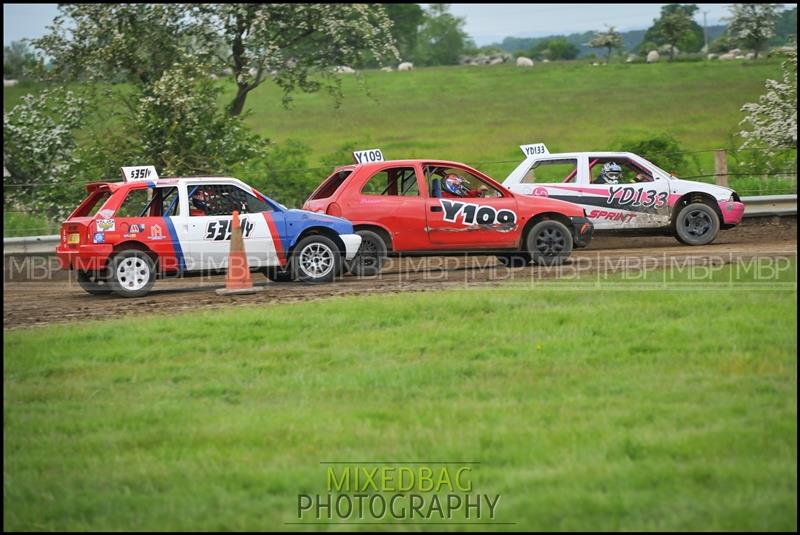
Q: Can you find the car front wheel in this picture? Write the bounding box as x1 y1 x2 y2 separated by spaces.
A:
526 220 573 266
674 202 720 245
291 235 341 283
108 250 156 298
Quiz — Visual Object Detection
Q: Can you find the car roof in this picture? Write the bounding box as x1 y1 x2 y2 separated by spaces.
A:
341 159 484 170
86 176 247 190
533 151 640 159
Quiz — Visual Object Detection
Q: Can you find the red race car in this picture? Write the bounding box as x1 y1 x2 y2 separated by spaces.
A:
303 149 594 275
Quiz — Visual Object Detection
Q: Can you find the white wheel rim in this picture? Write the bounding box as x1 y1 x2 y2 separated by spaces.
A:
116 257 150 291
299 242 334 278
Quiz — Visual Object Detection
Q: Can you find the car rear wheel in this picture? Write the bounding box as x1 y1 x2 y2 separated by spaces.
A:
526 220 573 266
76 270 112 295
346 230 387 277
108 250 156 298
674 202 720 246
496 254 530 268
291 235 340 283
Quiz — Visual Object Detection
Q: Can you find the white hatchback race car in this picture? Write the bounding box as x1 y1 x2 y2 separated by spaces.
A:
503 144 746 245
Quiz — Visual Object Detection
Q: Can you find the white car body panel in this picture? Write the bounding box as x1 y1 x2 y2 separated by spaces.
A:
503 151 741 231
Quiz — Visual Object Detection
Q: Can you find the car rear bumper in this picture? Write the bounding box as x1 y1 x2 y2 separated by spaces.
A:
56 244 113 271
720 200 745 225
340 233 363 260
570 217 594 248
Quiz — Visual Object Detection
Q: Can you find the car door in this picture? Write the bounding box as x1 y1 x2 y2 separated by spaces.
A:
174 182 276 271
424 164 519 249
581 156 671 230
342 164 429 251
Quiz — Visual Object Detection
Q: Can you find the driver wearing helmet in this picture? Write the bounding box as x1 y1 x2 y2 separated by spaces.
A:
190 187 211 216
594 162 623 184
441 173 488 198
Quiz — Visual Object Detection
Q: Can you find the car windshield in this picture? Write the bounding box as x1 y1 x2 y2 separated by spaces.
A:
643 159 674 179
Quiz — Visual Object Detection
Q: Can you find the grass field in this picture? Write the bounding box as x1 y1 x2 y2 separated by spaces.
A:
227 61 787 169
4 262 797 530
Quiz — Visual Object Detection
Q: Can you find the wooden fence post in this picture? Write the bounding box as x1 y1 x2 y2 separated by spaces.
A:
714 149 729 187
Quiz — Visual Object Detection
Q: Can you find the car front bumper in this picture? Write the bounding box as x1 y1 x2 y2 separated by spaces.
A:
570 217 594 248
340 233 363 260
720 200 745 225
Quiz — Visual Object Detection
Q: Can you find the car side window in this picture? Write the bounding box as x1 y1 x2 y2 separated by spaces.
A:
115 188 151 217
360 167 419 196
522 159 579 184
140 186 179 217
590 158 653 184
425 165 503 198
188 184 271 216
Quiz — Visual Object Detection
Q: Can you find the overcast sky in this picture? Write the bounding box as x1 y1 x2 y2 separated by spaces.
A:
3 3 796 47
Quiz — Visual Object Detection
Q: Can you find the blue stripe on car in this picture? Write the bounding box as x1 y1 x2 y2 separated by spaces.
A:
164 217 186 271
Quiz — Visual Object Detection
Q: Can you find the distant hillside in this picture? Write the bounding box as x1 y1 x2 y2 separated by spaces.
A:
496 25 727 57
494 7 796 58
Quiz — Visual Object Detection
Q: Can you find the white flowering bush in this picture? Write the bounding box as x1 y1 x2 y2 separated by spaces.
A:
739 48 797 150
587 27 624 61
3 88 88 218
726 4 780 59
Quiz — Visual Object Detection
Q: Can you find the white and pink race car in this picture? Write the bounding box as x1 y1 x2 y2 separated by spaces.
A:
503 144 745 245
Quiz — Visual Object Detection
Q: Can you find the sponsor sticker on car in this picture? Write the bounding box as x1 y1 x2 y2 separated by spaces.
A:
148 224 166 240
97 219 115 232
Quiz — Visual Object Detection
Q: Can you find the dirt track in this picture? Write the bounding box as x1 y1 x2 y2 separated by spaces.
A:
4 217 796 330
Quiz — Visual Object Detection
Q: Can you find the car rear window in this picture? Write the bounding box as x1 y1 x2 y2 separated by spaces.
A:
71 189 112 218
310 170 352 200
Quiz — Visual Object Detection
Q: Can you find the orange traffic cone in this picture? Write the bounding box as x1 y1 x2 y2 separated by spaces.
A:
216 210 264 295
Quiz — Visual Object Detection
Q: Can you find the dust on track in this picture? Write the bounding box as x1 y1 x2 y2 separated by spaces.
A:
4 217 796 330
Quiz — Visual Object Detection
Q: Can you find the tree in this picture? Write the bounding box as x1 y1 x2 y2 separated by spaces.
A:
587 26 623 62
726 4 780 59
33 4 200 86
133 60 266 176
3 40 39 79
739 48 797 149
384 4 425 63
33 4 400 116
195 4 399 115
646 4 699 61
416 4 472 66
531 37 579 61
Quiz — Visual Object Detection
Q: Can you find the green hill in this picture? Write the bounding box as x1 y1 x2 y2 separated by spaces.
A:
221 60 786 179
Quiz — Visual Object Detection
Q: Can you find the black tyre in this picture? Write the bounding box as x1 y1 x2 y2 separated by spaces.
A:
290 235 341 283
674 202 720 246
76 270 112 295
526 220 573 266
265 265 293 282
496 253 531 268
108 250 156 298
346 230 387 277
